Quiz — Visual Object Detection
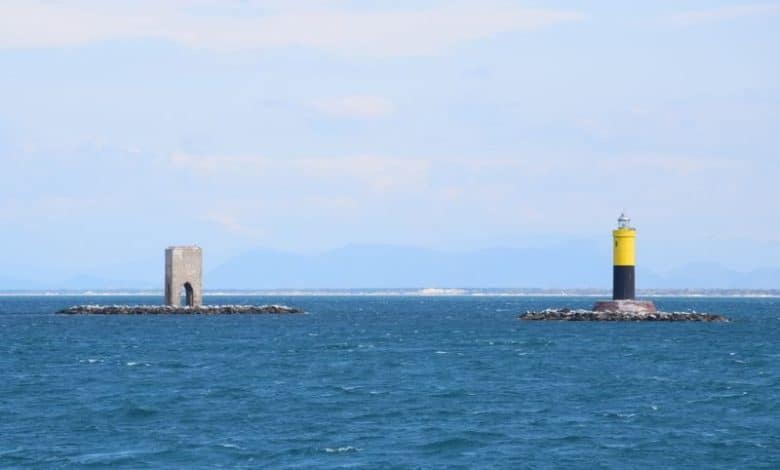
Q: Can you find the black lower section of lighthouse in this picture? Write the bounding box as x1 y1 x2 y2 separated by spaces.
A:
613 266 635 300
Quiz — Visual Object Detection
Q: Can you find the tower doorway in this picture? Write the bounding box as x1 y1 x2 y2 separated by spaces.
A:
181 282 195 307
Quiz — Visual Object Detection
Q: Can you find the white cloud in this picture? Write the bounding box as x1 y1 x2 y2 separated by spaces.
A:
170 153 274 175
170 152 737 195
295 156 431 190
0 1 583 56
670 3 780 26
314 96 395 118
201 212 265 239
0 196 105 222
170 153 432 191
612 154 739 176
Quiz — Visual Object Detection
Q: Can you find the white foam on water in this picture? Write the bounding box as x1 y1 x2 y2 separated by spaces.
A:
75 449 154 464
324 446 359 453
435 351 448 354
126 361 150 367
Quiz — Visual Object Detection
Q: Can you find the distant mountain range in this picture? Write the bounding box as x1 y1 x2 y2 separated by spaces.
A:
0 275 156 291
206 243 609 289
1 244 778 290
206 244 780 290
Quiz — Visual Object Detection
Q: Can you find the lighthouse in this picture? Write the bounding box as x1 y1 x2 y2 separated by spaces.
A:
593 212 656 313
520 211 726 320
613 213 636 300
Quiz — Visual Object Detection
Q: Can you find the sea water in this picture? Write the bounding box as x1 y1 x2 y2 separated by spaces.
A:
0 296 778 468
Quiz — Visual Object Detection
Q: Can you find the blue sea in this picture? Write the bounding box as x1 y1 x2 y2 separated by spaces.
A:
1 295 778 469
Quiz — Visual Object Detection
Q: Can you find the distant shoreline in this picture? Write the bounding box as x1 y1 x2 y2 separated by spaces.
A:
1 289 778 298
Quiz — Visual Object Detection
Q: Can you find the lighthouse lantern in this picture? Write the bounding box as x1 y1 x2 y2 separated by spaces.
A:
617 213 631 229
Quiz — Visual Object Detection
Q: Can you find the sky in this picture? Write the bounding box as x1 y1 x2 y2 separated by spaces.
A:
0 0 778 284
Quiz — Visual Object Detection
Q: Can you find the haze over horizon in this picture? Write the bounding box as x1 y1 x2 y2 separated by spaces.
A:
1 1 778 288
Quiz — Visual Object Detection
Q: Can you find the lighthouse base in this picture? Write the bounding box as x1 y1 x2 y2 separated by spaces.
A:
592 300 656 314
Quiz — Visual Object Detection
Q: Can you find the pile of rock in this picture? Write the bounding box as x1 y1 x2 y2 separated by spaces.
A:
58 305 304 315
519 308 728 322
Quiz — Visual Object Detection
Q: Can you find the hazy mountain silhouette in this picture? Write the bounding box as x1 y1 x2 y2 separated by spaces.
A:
640 262 780 290
207 244 779 290
2 243 778 290
206 242 608 289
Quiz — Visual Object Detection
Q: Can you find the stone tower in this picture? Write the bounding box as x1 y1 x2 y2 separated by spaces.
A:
165 246 203 307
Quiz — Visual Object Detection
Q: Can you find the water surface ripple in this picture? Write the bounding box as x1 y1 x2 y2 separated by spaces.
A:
1 296 778 468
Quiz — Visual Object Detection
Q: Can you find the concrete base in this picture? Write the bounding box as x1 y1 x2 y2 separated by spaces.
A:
592 300 656 313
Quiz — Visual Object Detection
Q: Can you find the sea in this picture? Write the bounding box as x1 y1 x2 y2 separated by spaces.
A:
1 295 778 469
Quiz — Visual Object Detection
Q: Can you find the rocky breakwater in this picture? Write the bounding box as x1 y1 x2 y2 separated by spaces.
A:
519 308 729 322
58 305 304 315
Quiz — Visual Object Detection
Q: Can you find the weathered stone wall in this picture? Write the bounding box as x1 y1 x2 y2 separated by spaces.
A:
165 246 203 307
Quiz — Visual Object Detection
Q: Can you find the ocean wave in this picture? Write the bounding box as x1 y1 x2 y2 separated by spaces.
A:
72 448 163 465
79 358 103 364
125 361 150 367
324 446 359 453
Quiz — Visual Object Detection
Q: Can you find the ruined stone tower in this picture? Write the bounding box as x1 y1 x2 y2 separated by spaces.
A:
165 246 203 307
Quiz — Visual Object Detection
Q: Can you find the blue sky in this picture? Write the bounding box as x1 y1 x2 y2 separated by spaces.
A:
0 0 778 283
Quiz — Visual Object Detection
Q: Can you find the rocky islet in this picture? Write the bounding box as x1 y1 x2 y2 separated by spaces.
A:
519 308 729 322
58 305 304 315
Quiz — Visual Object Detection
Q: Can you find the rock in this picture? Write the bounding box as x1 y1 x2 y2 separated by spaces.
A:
518 308 728 322
57 305 305 315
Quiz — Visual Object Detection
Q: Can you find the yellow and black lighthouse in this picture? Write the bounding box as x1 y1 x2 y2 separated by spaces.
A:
593 212 655 313
612 213 636 300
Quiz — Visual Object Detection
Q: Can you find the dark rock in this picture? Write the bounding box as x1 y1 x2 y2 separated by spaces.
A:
518 308 728 322
57 305 305 315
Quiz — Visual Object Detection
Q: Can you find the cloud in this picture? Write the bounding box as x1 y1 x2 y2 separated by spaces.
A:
201 212 265 239
670 3 780 26
0 1 583 56
170 153 273 175
170 153 432 191
0 196 105 222
170 152 736 194
294 156 431 191
314 96 395 118
613 154 739 177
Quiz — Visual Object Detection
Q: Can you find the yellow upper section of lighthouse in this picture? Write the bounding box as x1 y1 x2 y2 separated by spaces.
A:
613 228 636 266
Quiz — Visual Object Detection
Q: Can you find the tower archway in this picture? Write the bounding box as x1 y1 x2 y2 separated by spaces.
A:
182 282 195 307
